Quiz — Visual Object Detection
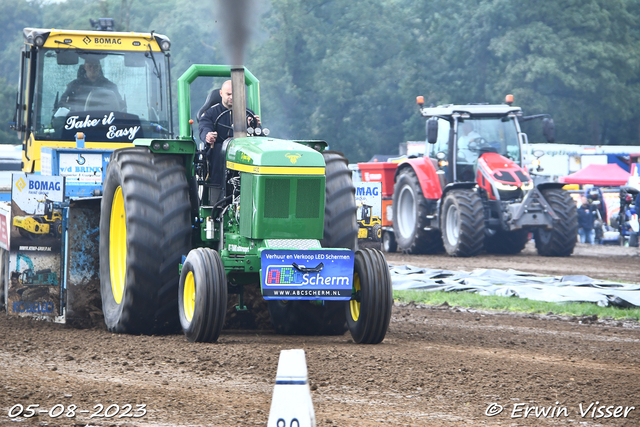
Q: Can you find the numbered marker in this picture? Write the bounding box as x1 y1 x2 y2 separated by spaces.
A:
267 349 315 427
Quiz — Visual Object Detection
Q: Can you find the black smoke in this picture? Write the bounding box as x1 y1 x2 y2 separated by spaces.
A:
216 0 256 66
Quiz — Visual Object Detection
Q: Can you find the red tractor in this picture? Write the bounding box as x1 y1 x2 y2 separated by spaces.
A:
360 95 578 257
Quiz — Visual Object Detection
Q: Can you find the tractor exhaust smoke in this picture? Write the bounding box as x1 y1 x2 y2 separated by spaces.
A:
216 0 255 138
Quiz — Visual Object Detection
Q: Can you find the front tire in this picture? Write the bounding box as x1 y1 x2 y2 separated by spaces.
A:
267 151 356 336
346 248 393 344
99 148 192 334
534 189 578 256
178 248 227 342
440 190 484 257
392 168 443 254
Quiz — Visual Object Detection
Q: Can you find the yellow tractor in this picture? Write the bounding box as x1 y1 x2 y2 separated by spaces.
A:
13 199 62 239
357 204 382 241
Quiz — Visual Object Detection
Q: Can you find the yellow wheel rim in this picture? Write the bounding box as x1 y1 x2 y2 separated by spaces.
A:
350 272 361 321
109 186 126 304
183 271 196 322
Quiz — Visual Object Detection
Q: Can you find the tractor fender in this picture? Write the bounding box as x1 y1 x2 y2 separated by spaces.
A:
536 182 566 192
394 158 442 200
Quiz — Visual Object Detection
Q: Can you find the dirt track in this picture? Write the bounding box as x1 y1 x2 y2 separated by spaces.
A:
1 242 639 426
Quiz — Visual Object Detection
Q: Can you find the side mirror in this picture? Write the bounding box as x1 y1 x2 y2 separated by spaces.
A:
542 118 555 143
426 118 438 144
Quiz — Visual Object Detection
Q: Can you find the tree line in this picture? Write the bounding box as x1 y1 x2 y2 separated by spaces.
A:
1 0 639 163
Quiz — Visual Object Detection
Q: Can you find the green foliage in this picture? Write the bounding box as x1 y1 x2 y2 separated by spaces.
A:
2 0 640 157
394 290 640 321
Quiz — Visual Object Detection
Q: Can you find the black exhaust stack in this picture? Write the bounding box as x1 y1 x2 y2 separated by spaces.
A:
231 67 247 138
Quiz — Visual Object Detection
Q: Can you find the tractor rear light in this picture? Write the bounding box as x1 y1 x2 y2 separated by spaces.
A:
263 128 270 136
254 127 262 136
247 127 255 135
162 142 170 150
152 142 161 150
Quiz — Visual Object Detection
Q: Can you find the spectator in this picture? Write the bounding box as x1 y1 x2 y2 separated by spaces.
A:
577 196 596 244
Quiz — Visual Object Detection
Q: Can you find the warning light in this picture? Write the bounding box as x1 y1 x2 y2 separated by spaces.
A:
416 96 424 106
505 94 514 105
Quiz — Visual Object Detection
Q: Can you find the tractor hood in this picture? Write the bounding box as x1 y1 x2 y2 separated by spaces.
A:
476 152 533 200
226 138 326 173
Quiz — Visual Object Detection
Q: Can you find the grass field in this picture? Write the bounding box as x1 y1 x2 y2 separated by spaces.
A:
394 290 640 321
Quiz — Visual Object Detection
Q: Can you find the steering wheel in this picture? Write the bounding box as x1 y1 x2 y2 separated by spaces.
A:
212 108 258 134
467 137 490 153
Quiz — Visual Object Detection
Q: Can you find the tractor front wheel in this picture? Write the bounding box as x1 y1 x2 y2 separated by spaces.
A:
534 189 578 256
99 147 192 334
440 190 485 257
347 248 393 344
178 248 227 343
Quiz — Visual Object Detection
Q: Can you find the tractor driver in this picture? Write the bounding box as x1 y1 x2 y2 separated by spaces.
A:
59 57 124 112
198 80 260 197
456 121 482 162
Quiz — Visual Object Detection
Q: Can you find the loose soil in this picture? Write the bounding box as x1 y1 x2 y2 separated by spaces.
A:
1 242 639 426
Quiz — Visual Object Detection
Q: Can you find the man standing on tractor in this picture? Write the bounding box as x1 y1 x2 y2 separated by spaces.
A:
198 80 260 197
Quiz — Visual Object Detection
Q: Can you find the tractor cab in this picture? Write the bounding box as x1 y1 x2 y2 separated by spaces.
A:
12 27 173 172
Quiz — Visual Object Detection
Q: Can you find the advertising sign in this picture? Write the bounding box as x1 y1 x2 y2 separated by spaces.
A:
261 249 354 300
355 182 382 242
8 173 64 317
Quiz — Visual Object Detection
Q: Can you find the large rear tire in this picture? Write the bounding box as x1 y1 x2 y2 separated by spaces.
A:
534 189 578 256
484 229 529 254
99 147 192 334
440 190 484 257
392 168 443 254
346 248 393 344
178 248 227 343
267 151 356 335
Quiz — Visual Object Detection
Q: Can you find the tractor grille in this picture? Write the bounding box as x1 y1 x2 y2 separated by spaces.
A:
264 178 290 218
296 178 322 218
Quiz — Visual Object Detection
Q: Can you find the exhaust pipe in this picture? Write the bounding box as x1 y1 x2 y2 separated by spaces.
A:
231 67 247 138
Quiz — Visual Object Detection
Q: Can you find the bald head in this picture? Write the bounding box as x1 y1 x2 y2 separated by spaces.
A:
220 80 233 109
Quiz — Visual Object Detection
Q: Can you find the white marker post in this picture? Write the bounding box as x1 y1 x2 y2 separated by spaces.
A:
267 349 316 427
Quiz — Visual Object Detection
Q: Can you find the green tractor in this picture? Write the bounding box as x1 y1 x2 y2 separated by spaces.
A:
99 66 393 344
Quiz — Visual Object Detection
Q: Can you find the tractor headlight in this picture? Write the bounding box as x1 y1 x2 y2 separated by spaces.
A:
521 181 533 191
160 40 171 51
262 128 270 136
162 142 170 150
254 127 262 136
495 182 518 191
247 127 255 135
35 36 45 47
152 142 161 151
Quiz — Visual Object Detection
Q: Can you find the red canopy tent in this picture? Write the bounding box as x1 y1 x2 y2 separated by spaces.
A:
560 163 630 186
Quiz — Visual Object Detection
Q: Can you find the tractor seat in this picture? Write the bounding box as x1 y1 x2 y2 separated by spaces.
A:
197 89 222 122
